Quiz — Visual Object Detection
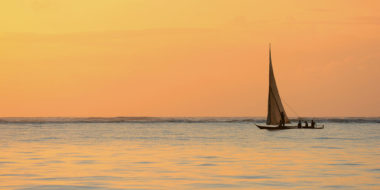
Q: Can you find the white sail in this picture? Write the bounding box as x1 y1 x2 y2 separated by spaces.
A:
266 45 290 125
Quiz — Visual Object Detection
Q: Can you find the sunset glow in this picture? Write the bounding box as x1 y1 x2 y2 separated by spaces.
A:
1 0 379 117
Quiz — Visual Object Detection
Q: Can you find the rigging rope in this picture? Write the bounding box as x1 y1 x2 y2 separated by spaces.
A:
283 99 317 120
282 99 301 119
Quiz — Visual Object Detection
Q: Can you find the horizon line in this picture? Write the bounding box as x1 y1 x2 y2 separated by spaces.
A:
0 116 379 118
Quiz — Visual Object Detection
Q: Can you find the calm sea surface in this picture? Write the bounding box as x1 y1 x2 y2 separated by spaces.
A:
0 118 379 190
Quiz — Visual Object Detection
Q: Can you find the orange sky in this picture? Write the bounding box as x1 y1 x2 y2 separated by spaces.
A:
0 0 379 117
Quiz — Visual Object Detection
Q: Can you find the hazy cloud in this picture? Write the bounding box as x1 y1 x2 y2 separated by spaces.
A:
29 0 60 12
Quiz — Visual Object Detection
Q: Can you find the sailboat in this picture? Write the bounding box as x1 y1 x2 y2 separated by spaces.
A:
256 44 324 130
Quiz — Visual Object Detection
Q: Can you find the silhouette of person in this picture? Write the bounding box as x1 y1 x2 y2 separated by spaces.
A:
280 112 285 127
311 120 315 128
298 120 302 128
304 121 309 128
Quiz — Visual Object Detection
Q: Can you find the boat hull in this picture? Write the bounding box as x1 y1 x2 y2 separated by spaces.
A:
302 125 324 129
256 124 324 130
255 124 298 130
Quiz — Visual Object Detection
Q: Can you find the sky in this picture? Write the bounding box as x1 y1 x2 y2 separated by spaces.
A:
0 0 379 117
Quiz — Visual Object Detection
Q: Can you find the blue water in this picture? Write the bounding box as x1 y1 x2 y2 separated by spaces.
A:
0 118 379 189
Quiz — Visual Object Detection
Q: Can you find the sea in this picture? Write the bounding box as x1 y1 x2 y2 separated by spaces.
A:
0 117 379 190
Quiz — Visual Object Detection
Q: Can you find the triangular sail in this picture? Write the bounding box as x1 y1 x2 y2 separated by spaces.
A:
266 44 290 125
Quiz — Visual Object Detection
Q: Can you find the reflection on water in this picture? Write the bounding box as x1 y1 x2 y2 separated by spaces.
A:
0 122 379 189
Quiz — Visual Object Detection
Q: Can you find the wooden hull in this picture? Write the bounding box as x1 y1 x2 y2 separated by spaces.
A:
302 125 324 129
255 124 298 130
256 124 324 130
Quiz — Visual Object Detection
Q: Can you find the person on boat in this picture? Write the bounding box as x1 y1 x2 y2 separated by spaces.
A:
311 120 315 128
298 120 302 128
304 121 308 128
280 112 285 127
